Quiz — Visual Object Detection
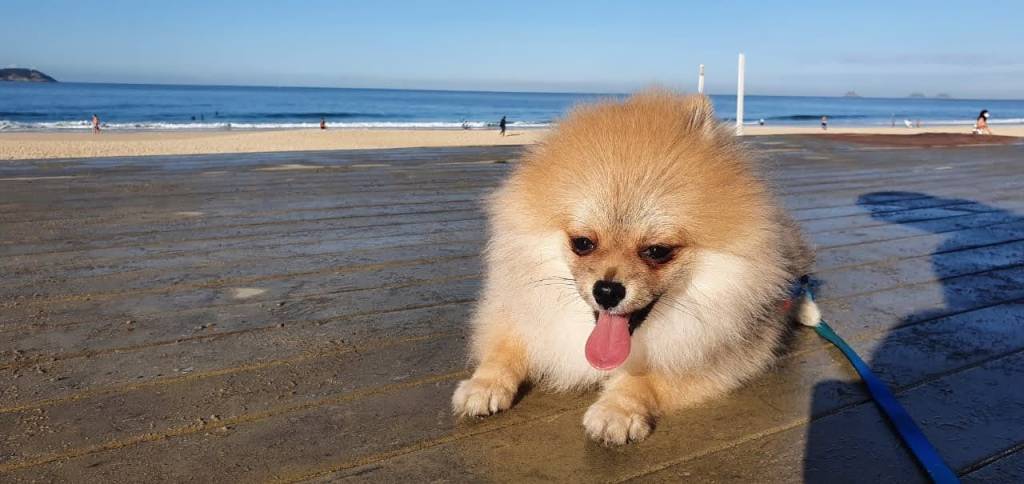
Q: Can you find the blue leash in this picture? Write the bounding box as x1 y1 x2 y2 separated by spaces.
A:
802 280 960 484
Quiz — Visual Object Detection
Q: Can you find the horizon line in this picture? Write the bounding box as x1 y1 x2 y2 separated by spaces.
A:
6 79 1022 102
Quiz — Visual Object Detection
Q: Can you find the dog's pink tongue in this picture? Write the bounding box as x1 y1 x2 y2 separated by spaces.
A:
585 312 632 370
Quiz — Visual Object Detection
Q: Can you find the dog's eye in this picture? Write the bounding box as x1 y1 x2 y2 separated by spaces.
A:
570 236 596 256
640 245 674 264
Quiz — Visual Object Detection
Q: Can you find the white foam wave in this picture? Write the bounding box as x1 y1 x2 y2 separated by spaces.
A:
924 118 1024 125
736 118 1024 127
0 119 553 131
5 117 1021 132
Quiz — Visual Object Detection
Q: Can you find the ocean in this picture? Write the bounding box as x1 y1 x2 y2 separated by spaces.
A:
3 82 1024 131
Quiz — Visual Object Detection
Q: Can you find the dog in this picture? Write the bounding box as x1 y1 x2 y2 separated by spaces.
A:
451 90 818 445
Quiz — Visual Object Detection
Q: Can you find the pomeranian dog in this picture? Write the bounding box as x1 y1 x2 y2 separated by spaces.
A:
452 90 817 445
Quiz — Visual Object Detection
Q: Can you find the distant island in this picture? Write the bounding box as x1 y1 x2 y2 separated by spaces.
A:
843 91 861 98
935 93 952 99
0 68 57 82
908 92 926 98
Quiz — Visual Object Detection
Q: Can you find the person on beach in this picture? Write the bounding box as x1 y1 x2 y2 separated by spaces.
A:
92 114 101 133
320 117 327 130
973 110 992 135
758 118 765 126
499 116 507 136
820 115 828 131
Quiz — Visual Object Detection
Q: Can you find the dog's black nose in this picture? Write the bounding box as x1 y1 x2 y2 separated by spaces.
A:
592 280 626 309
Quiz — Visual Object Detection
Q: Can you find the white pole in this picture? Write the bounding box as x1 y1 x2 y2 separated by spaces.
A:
736 53 745 136
697 64 705 94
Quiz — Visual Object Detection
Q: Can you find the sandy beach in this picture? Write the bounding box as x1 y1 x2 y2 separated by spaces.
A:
0 129 547 161
1 124 1021 160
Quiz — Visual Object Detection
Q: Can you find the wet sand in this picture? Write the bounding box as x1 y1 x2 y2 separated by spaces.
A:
743 124 1024 137
1 138 1023 481
815 132 1021 147
2 124 1022 160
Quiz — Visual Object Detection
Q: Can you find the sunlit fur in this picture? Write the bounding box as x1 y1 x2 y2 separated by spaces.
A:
451 90 816 445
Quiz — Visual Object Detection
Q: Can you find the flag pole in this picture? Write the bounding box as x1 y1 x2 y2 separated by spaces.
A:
736 53 745 136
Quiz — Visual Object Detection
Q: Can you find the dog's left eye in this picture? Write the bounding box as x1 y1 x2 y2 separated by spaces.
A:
570 236 596 255
640 245 674 264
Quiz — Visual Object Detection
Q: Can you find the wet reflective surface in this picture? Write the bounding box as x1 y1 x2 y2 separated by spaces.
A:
0 138 1022 482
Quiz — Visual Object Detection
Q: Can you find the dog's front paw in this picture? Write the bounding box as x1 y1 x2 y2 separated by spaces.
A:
583 400 653 445
452 377 516 417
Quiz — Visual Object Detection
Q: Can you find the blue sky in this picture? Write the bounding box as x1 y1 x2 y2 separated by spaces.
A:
4 0 1023 98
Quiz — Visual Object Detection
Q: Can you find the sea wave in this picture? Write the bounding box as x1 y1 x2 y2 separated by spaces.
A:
764 114 871 121
4 117 1022 132
0 119 553 131
238 112 402 119
925 118 1024 125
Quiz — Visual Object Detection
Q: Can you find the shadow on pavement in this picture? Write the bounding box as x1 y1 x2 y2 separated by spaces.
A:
803 191 1024 483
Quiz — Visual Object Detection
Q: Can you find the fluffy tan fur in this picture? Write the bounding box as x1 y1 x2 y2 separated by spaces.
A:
452 90 815 445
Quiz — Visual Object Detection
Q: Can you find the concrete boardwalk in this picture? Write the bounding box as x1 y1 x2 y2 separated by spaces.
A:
1 138 1023 482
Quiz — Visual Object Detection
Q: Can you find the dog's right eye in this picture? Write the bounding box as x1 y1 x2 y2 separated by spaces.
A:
570 236 596 256
640 245 674 264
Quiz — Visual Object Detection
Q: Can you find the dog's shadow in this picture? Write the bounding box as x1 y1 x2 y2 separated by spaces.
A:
803 191 1023 482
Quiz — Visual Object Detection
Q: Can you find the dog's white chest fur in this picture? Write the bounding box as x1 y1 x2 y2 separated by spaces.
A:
520 288 608 388
505 231 610 388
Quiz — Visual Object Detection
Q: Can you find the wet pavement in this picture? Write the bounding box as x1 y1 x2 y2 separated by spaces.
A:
1 138 1023 482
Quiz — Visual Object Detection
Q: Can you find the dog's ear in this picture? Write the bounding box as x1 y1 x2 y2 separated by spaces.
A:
683 95 717 136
